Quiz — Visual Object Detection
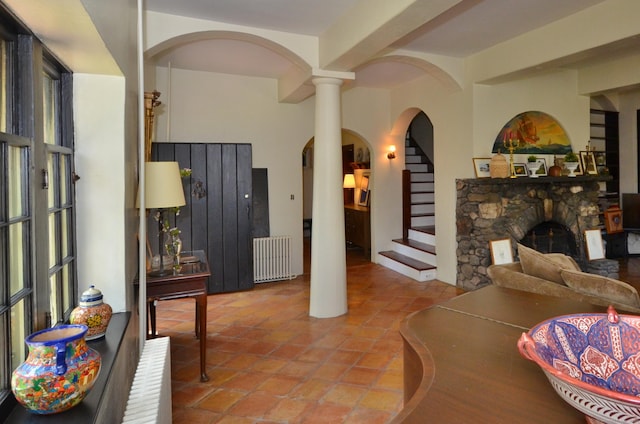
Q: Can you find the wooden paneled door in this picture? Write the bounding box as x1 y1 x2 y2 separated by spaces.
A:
151 143 254 294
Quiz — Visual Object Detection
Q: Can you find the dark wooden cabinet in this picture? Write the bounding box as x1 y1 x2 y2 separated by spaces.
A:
344 204 370 259
152 143 254 294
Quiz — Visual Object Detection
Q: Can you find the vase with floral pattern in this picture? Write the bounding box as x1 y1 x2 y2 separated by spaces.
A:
11 324 101 414
70 285 113 340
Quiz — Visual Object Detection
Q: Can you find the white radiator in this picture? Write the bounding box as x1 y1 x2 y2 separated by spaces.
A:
122 337 172 424
253 236 295 283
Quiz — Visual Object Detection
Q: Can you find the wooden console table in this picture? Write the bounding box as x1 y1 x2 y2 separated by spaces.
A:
135 250 210 382
344 204 370 259
392 285 608 423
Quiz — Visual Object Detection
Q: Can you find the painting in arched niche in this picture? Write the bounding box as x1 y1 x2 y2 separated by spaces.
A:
491 111 572 155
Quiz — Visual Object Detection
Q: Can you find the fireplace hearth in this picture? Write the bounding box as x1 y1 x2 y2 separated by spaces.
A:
456 176 608 291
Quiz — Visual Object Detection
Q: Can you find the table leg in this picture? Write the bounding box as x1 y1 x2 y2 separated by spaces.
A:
195 299 200 339
197 294 208 382
149 300 157 338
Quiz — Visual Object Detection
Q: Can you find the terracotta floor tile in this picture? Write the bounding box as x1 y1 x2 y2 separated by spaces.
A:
227 391 280 418
265 397 314 422
359 389 403 412
340 366 381 386
172 383 215 407
172 406 220 424
221 371 271 391
197 389 246 413
327 349 363 366
270 343 307 359
278 360 319 377
299 402 352 424
297 346 333 363
339 336 375 351
257 375 302 395
290 378 333 400
250 357 288 373
312 362 349 381
375 368 404 391
163 243 460 424
344 407 394 424
357 352 394 369
323 383 367 407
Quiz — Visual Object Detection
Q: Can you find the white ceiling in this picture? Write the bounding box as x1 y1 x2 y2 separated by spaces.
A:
145 0 608 89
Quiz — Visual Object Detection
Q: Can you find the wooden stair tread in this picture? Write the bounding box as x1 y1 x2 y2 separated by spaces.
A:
379 251 435 271
411 226 436 235
392 238 436 254
411 212 435 218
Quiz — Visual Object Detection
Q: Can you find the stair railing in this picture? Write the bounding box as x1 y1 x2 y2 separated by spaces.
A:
402 169 411 240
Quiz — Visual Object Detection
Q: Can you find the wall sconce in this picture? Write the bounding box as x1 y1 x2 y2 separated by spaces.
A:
387 145 396 159
343 174 356 189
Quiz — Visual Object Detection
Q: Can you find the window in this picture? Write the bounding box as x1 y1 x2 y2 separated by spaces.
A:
0 10 75 418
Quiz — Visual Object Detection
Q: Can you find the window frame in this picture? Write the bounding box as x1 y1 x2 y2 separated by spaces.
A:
0 7 76 418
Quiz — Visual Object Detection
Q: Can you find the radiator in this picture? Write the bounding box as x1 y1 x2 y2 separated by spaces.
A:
122 337 171 424
253 236 295 283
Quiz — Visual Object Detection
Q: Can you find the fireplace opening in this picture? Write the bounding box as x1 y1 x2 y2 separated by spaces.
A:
519 221 577 257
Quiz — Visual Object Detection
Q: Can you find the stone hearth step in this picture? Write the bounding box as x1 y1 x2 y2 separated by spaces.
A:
378 250 436 282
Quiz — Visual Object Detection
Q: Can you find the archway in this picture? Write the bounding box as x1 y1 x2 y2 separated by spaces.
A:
301 130 373 274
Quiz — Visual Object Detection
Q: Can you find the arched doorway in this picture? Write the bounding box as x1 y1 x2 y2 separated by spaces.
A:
301 130 373 274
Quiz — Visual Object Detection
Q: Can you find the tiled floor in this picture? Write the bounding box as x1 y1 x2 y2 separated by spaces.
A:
155 243 462 423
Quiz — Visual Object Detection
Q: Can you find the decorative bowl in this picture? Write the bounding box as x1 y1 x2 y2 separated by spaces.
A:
518 306 640 424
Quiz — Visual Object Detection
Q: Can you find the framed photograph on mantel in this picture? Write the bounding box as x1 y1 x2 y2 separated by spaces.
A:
473 158 491 178
580 151 598 175
513 163 527 177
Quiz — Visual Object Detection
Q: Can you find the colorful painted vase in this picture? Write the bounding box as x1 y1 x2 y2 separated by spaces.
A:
11 324 101 414
70 285 112 340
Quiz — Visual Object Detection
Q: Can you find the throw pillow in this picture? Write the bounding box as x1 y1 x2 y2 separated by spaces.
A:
517 243 580 285
560 269 640 308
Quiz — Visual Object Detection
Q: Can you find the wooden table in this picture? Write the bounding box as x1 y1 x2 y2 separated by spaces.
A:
136 250 210 382
392 285 610 423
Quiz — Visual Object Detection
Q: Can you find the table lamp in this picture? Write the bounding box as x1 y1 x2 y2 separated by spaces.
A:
137 161 186 276
343 174 356 204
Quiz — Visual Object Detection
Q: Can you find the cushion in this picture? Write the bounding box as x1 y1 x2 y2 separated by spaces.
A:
517 243 580 285
560 268 640 308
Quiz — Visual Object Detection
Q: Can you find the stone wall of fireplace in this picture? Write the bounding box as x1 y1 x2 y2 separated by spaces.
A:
456 177 606 291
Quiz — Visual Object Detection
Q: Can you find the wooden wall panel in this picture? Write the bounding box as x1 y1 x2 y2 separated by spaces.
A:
150 143 254 294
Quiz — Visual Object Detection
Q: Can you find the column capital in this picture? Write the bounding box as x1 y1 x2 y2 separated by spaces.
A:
311 68 355 83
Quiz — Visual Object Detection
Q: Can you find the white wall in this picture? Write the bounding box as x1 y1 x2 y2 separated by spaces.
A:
74 74 128 312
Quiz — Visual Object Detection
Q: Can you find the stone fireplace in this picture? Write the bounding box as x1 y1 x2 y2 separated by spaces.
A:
456 176 608 291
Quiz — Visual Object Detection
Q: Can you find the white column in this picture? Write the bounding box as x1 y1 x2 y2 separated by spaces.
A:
309 77 348 318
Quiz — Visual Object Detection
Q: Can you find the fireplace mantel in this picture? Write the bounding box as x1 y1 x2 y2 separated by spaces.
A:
462 175 611 185
456 176 608 291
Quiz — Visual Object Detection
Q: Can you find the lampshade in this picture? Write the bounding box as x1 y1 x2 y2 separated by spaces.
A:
136 161 186 209
343 174 356 189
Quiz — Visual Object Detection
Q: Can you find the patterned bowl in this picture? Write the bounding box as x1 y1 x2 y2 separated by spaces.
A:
518 306 640 424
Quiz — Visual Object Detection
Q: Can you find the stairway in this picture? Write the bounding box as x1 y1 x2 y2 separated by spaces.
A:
378 139 437 281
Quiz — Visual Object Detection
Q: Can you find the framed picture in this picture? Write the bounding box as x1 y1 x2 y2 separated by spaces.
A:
604 206 623 234
593 151 607 175
533 158 547 176
580 151 598 175
473 158 491 178
358 175 370 206
489 238 513 265
584 229 605 261
513 163 527 177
